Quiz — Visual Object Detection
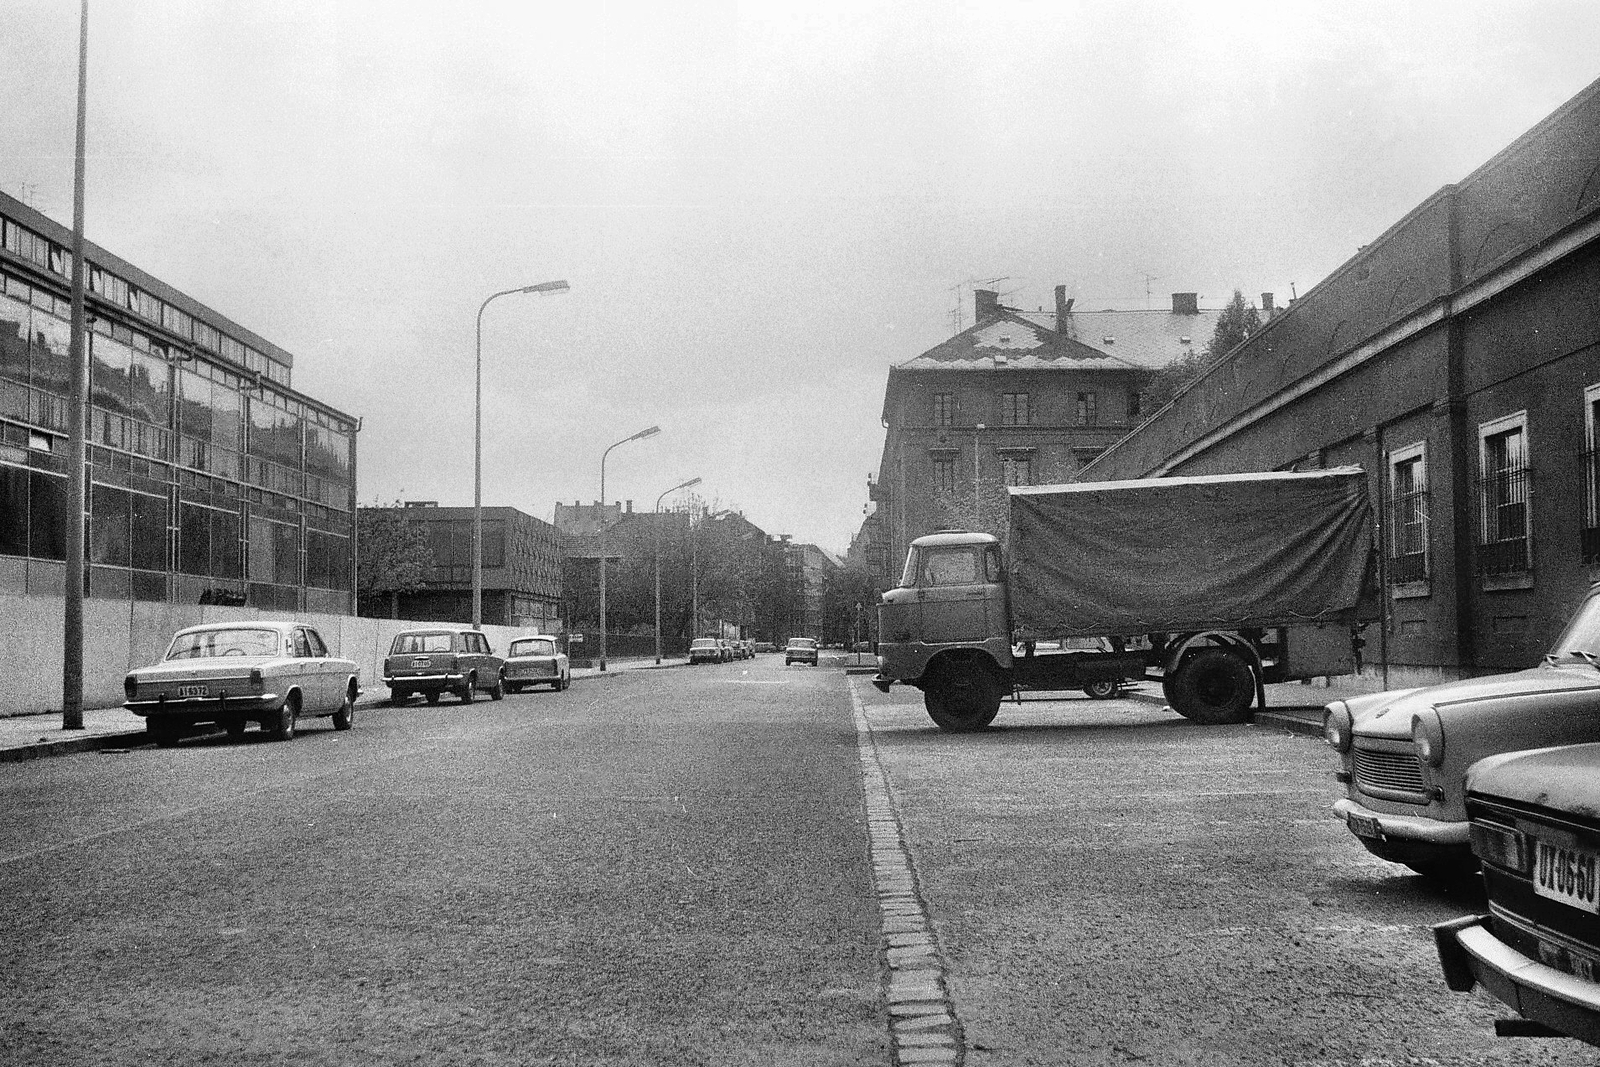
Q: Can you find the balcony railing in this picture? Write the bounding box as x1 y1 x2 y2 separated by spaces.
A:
1476 466 1531 576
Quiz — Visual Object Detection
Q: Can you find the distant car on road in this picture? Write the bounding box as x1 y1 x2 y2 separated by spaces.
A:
753 641 776 654
504 635 570 692
383 628 505 704
123 620 360 745
785 637 819 666
1435 742 1600 1046
689 638 721 665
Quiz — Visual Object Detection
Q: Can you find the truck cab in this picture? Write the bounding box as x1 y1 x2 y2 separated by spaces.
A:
878 531 1011 683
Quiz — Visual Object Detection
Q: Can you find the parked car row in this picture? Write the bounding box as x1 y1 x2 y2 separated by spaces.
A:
687 637 758 663
123 623 572 746
1323 583 1600 1047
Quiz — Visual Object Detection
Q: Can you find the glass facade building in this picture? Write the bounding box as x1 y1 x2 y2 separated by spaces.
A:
0 191 357 613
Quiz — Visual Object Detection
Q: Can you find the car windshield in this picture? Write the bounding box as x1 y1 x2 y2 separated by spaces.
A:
790 638 817 649
166 628 280 660
691 639 716 648
392 633 453 654
1547 595 1600 664
510 638 556 657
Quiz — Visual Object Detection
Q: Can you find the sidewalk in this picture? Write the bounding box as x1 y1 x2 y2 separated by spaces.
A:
1 655 679 763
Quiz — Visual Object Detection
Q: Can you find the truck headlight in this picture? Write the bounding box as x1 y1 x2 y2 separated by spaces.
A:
1412 709 1445 768
1323 702 1353 752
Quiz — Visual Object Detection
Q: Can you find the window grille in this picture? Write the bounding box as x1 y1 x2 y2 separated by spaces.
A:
1584 445 1600 565
933 393 953 427
1001 393 1030 426
1477 426 1530 575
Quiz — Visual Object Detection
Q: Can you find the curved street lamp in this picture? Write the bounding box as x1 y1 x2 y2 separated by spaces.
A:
598 424 661 671
653 477 701 664
473 279 568 628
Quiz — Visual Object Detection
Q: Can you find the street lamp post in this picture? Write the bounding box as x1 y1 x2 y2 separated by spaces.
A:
473 279 568 628
598 425 661 671
653 477 701 664
61 0 90 731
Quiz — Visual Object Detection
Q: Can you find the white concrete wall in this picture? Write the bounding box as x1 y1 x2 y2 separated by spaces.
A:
1 593 529 716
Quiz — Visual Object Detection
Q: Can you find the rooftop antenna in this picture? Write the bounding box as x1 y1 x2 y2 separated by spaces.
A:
949 276 1011 333
1138 270 1161 310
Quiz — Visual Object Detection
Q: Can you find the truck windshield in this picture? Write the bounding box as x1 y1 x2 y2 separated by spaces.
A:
917 547 981 587
1548 594 1600 663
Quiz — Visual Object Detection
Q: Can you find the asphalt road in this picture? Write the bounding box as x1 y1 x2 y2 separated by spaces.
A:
0 657 884 1066
857 677 1600 1067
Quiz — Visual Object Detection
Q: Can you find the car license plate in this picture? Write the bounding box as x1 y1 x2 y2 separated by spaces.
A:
177 684 209 698
1346 812 1384 840
1534 839 1600 914
412 657 430 668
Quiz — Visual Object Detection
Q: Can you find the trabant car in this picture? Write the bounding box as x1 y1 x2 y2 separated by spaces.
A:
124 621 360 745
689 638 721 664
1435 742 1600 1046
785 637 819 666
504 635 570 692
1325 584 1600 879
383 628 505 704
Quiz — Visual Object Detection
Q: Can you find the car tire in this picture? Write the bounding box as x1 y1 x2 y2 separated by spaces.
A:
389 689 409 706
332 688 354 731
424 691 441 705
489 674 505 701
1169 648 1255 725
507 683 521 695
1084 680 1119 700
146 718 180 747
458 677 476 704
267 696 299 742
223 716 248 739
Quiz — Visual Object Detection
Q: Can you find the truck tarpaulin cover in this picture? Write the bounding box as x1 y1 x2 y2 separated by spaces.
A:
1007 468 1377 637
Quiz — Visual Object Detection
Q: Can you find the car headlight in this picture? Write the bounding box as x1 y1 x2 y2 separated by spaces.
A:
1412 708 1445 768
1323 702 1353 753
123 675 137 700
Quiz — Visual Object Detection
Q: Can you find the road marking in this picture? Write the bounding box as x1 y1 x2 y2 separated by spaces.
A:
848 680 965 1065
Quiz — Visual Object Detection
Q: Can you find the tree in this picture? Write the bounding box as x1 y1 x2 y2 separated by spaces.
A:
1143 289 1262 411
356 502 434 618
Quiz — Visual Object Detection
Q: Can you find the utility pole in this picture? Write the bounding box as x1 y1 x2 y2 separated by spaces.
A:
61 0 89 731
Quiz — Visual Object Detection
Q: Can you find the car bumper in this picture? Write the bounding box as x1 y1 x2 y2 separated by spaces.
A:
126 692 283 719
384 673 464 690
1435 913 1600 1044
1332 797 1471 863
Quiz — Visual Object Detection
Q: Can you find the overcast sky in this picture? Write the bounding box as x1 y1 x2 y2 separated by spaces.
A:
6 0 1600 554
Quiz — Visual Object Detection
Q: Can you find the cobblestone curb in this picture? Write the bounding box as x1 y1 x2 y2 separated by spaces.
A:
848 683 964 1066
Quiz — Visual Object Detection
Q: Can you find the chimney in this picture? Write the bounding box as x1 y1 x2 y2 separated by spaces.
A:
974 289 1000 322
1054 285 1075 333
1261 292 1275 315
1171 292 1199 315
626 500 633 513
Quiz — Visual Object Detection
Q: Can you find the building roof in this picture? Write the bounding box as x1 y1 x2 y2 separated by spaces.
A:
1020 307 1217 371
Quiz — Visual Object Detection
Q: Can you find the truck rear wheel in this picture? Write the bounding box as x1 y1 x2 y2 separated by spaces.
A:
924 663 1002 732
1169 648 1255 725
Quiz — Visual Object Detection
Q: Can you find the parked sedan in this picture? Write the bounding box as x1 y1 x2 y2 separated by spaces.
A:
124 621 360 745
689 638 721 665
785 637 819 666
1325 583 1600 879
1435 742 1600 1046
383 628 505 704
504 635 570 692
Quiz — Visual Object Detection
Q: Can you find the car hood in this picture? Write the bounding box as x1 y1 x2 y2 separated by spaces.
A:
1349 665 1600 741
1468 742 1600 817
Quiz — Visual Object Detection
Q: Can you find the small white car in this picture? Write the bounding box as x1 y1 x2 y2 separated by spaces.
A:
124 621 361 745
504 635 570 692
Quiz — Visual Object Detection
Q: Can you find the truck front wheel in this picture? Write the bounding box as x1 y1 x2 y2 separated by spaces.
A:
1169 648 1255 725
923 664 1003 732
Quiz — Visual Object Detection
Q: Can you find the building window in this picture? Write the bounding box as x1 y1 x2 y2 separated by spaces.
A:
1387 443 1428 584
933 393 954 427
1077 392 1097 425
1001 393 1031 426
933 456 956 492
1586 385 1600 565
1001 453 1033 487
1477 414 1530 577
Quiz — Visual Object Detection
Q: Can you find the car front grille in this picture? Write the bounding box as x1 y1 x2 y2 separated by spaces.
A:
1353 745 1426 797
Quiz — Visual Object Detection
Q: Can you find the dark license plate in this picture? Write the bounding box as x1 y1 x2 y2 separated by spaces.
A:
1538 939 1599 980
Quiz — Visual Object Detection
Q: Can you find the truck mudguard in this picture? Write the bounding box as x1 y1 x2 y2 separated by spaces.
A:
1008 468 1377 638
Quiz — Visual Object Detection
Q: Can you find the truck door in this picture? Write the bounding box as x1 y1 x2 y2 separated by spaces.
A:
917 546 992 645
